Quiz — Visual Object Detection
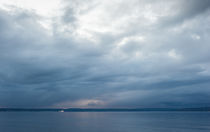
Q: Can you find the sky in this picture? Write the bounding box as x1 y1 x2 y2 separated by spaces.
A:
0 0 210 108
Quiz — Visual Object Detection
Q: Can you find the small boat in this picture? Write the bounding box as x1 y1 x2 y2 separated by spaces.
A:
59 110 64 112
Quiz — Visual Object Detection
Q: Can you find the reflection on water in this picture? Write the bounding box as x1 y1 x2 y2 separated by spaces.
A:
0 112 210 132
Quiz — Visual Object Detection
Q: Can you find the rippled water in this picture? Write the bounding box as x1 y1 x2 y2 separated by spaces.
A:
0 112 210 132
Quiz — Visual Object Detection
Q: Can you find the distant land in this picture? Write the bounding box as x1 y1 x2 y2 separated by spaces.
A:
0 107 210 112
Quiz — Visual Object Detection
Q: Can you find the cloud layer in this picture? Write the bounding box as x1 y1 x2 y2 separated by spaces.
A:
0 0 210 108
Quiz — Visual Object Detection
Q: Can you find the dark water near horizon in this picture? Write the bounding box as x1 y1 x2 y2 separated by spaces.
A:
0 112 210 132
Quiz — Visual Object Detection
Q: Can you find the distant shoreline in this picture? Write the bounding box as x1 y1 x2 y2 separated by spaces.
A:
0 107 210 112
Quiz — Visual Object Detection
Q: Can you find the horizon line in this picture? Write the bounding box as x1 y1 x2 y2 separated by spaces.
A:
0 107 210 112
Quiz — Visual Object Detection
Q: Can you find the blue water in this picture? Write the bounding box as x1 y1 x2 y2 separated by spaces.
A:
0 112 210 132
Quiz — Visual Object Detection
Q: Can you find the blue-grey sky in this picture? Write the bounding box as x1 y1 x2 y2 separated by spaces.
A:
0 0 210 108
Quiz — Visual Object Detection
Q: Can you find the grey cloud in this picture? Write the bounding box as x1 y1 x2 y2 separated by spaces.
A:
155 0 210 27
0 0 210 108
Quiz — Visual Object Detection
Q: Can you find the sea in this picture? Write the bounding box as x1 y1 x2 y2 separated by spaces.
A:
0 111 210 132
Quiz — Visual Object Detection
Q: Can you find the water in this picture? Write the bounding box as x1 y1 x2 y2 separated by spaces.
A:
0 112 210 132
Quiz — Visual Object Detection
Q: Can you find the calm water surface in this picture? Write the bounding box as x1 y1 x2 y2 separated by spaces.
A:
0 112 210 132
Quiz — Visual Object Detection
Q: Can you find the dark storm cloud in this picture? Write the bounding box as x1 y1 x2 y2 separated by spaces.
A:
180 0 210 18
158 0 210 27
0 0 210 108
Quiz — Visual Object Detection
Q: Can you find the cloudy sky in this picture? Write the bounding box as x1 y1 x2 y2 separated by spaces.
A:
0 0 210 108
